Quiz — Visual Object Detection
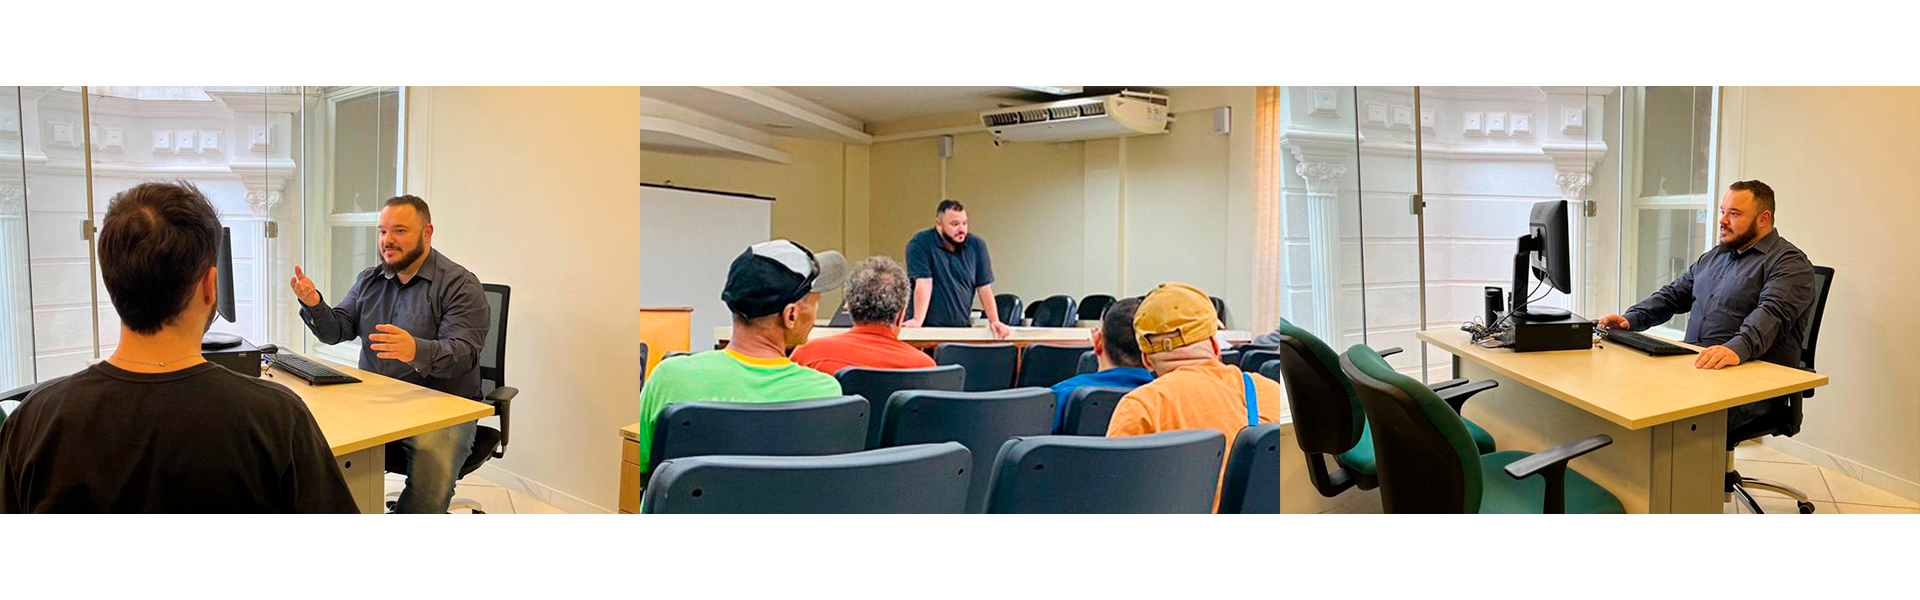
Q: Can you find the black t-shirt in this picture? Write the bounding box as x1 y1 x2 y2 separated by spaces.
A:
0 361 357 513
905 227 995 328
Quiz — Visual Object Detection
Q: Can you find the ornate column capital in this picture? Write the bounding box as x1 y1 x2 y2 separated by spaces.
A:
1293 161 1349 195
0 183 23 215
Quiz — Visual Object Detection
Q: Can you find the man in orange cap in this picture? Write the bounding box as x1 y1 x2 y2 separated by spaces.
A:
1108 282 1284 509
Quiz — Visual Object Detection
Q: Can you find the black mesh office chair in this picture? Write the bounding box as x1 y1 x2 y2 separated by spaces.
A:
1078 294 1116 322
994 293 1024 326
880 388 1056 513
836 365 967 448
984 430 1227 514
1220 423 1282 514
1016 343 1092 388
641 442 973 514
1060 386 1127 436
385 283 518 513
933 343 1016 392
1727 265 1835 514
1028 295 1078 328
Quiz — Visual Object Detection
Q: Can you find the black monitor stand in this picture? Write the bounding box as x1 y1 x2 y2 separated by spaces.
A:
1511 232 1569 322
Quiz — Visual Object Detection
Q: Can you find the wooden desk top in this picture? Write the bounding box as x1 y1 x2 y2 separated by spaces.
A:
1416 327 1828 430
277 357 494 456
621 422 640 442
715 326 1254 346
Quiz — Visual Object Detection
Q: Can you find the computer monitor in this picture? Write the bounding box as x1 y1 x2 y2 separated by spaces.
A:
1511 200 1572 321
216 226 236 323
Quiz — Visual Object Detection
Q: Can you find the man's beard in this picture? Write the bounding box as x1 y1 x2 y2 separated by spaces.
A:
382 244 425 274
1721 225 1759 249
943 231 967 247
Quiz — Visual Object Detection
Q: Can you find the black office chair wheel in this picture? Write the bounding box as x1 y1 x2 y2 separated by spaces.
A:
1798 501 1816 514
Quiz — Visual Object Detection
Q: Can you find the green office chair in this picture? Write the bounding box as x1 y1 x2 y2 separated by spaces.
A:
1271 318 1499 498
1341 345 1624 514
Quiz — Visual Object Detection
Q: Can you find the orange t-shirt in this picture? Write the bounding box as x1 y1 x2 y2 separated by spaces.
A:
1108 361 1284 511
791 324 936 376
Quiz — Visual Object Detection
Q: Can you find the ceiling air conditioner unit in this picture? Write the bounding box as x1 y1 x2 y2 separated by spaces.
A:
981 91 1170 144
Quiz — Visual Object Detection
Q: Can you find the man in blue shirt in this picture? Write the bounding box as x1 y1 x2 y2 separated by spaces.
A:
1599 180 1815 430
903 199 1012 339
1049 296 1153 431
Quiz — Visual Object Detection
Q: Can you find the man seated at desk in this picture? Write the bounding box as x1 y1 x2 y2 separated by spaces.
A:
1048 296 1152 431
636 240 847 473
291 194 490 514
1598 180 1815 430
0 182 355 513
793 256 935 375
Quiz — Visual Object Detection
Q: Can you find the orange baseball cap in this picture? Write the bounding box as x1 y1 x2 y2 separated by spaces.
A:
1134 282 1219 354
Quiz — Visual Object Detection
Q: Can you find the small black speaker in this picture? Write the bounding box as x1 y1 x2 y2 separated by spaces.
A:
1484 286 1503 325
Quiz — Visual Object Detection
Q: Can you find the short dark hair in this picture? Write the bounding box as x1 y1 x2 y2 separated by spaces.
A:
97 181 222 335
935 199 965 217
1729 180 1775 217
1099 297 1145 368
383 194 432 224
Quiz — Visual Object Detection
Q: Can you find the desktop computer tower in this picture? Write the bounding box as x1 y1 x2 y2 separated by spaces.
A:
203 339 262 377
1505 313 1594 352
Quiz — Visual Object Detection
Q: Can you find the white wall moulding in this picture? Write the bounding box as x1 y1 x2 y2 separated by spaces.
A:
1308 88 1340 117
641 115 792 164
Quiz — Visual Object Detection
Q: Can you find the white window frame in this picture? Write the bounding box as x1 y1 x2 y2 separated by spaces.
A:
306 86 405 366
1620 86 1720 341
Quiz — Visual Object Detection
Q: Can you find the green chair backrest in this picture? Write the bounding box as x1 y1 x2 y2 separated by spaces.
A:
1339 344 1485 514
1272 318 1364 454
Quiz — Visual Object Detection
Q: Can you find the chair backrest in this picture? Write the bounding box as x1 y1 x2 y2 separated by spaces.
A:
882 387 1057 513
480 283 511 395
1077 294 1116 321
662 351 693 361
1211 296 1232 329
1219 349 1242 371
1258 359 1280 384
983 430 1226 514
1219 423 1282 514
1271 320 1364 457
836 365 968 448
649 396 871 467
994 293 1024 326
640 442 973 514
1238 349 1279 373
1029 295 1078 328
1802 266 1835 377
1061 386 1128 436
1017 343 1093 388
1075 350 1097 375
933 343 1017 392
1340 344 1482 514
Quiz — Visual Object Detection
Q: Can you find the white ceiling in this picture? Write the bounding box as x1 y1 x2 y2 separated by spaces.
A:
775 86 1050 125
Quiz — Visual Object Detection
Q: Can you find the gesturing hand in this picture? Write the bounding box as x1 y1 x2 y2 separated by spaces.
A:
290 266 321 307
1695 345 1742 370
369 324 418 364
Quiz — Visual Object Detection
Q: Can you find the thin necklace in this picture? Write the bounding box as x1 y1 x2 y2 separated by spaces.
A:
110 351 203 368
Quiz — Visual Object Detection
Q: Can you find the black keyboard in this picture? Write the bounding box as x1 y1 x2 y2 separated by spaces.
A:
270 351 362 385
1600 329 1698 356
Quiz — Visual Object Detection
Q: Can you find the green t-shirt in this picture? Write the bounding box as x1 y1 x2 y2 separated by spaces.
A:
635 349 844 472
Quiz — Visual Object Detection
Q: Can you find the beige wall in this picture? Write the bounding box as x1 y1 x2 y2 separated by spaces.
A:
642 138 869 308
407 86 642 512
867 87 1261 323
1719 86 1920 494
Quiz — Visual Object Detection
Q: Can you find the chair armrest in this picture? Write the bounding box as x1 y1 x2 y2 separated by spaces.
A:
1377 346 1404 358
1433 380 1498 414
1430 378 1470 391
1502 434 1614 514
484 386 518 457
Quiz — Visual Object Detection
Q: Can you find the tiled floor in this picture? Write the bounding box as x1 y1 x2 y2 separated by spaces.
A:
382 473 569 514
1724 441 1920 515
